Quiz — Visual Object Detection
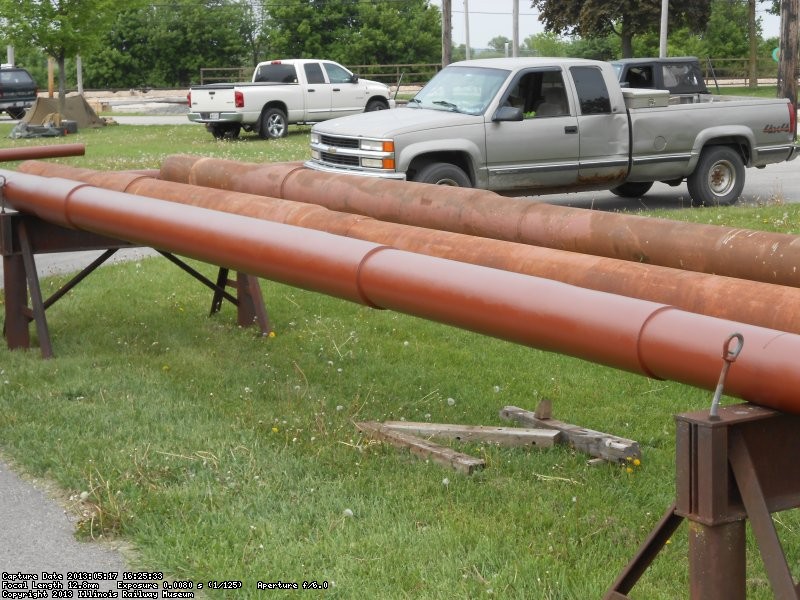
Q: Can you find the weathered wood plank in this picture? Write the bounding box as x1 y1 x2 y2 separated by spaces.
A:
355 421 485 475
381 421 561 448
500 404 641 463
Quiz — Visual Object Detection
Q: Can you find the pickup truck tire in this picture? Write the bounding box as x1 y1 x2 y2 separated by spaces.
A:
415 162 472 187
365 99 389 111
260 107 288 139
209 124 241 140
6 107 26 120
610 182 654 198
687 146 745 206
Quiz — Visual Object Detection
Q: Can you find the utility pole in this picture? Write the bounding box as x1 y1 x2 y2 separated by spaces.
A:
513 0 519 57
464 0 470 60
659 0 668 57
442 0 452 66
747 0 758 88
778 0 799 112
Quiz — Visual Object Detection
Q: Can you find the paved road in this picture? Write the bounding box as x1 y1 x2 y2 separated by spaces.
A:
0 459 130 585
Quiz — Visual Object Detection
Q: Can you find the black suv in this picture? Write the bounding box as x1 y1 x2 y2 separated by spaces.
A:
0 66 38 119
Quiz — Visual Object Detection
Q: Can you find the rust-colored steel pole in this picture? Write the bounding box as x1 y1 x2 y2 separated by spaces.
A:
158 155 800 288
17 160 800 336
2 167 800 414
0 144 85 162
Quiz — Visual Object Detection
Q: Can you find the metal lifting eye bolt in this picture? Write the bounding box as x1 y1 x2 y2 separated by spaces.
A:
709 332 744 419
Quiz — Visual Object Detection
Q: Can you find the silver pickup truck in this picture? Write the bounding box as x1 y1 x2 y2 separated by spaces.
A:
306 57 798 206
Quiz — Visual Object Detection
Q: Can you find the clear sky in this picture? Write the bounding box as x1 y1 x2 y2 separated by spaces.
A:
427 0 782 50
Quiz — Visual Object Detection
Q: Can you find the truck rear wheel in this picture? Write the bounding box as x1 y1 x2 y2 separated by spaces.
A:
687 146 745 206
414 162 471 187
6 107 26 120
260 108 288 139
610 182 654 198
209 124 241 140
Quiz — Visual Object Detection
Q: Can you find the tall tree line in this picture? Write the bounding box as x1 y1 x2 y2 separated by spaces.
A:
0 0 442 89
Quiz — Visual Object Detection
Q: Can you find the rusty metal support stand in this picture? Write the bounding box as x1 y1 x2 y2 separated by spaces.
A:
2 212 271 357
157 253 270 333
209 269 271 333
606 403 800 599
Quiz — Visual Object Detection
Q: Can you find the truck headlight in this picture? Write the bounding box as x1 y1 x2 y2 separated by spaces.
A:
310 132 320 145
360 139 394 152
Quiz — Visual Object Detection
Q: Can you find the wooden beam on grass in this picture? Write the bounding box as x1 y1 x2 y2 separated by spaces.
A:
356 421 485 475
499 403 641 463
381 421 561 448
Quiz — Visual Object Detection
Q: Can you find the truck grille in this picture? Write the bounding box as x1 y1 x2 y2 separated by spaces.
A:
320 134 359 150
320 152 360 167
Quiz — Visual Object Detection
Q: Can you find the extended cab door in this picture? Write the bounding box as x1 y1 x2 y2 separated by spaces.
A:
486 68 580 192
302 62 333 119
569 65 630 186
324 62 368 118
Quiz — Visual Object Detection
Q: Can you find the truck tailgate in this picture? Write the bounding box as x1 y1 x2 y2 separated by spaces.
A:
189 85 237 112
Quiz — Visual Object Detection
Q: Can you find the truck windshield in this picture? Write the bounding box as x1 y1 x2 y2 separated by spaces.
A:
410 66 509 115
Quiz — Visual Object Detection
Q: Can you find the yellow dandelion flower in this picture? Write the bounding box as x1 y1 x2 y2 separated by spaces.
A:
633 459 641 467
272 426 279 433
626 467 633 474
268 331 276 338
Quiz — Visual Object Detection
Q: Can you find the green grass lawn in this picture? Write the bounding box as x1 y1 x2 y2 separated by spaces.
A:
0 122 798 598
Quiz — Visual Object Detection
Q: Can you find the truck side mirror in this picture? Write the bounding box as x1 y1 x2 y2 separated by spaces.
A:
350 74 359 84
493 106 524 122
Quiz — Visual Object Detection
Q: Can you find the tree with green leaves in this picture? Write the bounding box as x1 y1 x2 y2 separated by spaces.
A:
264 0 440 66
530 0 712 58
488 36 512 53
0 0 130 113
85 1 254 88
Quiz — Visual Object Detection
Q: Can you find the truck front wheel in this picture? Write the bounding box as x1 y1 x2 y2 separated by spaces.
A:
414 162 471 187
260 108 288 139
687 146 745 206
365 99 388 111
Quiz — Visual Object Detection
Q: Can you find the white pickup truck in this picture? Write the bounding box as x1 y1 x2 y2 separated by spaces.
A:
306 57 798 205
188 59 395 140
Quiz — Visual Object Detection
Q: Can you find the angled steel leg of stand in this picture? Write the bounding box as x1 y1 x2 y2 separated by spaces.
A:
209 268 230 316
604 504 684 599
236 271 270 334
18 222 52 358
728 429 799 600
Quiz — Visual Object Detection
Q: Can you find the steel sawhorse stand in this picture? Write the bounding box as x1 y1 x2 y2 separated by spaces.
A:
606 403 800 600
1 211 270 358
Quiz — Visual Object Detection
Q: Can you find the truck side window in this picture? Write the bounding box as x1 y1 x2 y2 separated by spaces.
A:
625 66 653 88
304 63 325 85
324 63 354 84
535 70 569 117
569 66 612 115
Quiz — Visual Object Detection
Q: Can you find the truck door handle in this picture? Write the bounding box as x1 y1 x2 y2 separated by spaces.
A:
333 88 341 92
308 89 315 92
565 126 578 134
